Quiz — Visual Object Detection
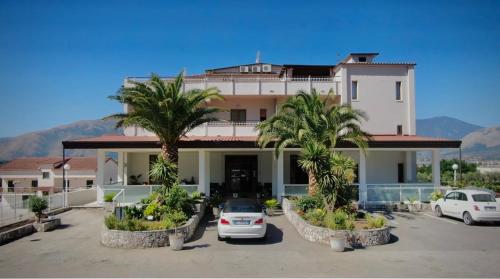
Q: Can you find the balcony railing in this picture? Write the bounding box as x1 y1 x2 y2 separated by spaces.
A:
187 121 259 137
127 76 342 96
102 184 198 206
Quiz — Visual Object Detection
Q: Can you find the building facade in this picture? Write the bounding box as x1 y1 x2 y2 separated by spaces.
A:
63 53 461 205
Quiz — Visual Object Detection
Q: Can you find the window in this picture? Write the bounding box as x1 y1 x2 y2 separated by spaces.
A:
259 109 267 121
457 192 468 201
86 180 93 187
290 155 308 184
397 163 405 183
351 81 358 101
31 180 38 187
358 57 367 62
397 125 403 135
472 194 496 202
445 192 458 200
395 81 402 101
42 172 50 179
230 109 246 122
8 180 14 192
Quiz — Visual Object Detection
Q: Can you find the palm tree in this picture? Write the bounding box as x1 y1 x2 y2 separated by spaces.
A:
257 89 369 196
106 73 223 166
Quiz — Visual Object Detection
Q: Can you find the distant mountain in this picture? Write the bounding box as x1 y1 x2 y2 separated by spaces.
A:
416 116 483 139
0 119 122 161
460 126 500 160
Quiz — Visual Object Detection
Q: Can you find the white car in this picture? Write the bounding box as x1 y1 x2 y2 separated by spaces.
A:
217 199 267 241
434 189 500 225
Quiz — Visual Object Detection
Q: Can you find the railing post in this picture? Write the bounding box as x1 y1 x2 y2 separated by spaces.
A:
284 75 288 95
150 185 153 195
399 184 402 203
418 187 422 202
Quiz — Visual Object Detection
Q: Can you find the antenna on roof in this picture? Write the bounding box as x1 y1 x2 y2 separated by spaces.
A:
255 51 261 63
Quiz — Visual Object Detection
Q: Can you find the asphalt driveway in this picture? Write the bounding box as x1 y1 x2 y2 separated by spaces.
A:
0 209 499 277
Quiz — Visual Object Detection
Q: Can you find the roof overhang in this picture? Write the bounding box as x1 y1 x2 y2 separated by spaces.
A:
62 135 461 150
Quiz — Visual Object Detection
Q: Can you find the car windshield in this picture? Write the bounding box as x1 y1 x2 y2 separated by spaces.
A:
472 194 496 202
223 199 262 213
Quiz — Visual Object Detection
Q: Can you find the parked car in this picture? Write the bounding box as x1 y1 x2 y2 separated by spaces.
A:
434 189 500 225
217 198 267 240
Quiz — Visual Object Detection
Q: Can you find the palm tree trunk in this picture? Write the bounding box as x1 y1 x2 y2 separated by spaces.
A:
308 171 318 196
160 143 179 165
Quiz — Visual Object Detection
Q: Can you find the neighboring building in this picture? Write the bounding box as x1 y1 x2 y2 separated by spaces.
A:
63 53 461 205
0 157 118 193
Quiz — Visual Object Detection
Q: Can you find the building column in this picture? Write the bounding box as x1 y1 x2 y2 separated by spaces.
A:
359 151 367 206
96 149 105 204
405 151 416 182
198 150 210 196
276 152 284 202
432 149 441 188
117 151 124 184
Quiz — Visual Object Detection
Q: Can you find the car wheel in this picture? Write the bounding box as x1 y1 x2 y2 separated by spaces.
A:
463 212 474 226
435 205 443 217
217 234 224 241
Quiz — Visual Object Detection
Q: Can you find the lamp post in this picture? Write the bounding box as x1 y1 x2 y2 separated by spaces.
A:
63 163 71 207
452 163 459 187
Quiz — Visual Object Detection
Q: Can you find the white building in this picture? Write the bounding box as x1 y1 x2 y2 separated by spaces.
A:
63 53 461 205
0 157 117 193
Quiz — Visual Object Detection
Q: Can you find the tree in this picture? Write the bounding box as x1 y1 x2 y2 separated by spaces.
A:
106 73 223 189
106 73 223 165
28 196 48 223
257 89 369 195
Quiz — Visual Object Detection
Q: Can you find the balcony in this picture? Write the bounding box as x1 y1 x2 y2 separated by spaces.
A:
186 121 259 137
127 76 342 96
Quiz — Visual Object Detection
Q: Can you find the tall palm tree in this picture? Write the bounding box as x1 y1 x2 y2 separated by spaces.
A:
106 73 223 166
257 89 369 196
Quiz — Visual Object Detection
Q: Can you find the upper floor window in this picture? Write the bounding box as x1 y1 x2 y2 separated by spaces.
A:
358 57 367 62
395 81 402 101
351 81 358 101
31 180 38 187
260 109 267 121
230 109 246 122
42 172 50 179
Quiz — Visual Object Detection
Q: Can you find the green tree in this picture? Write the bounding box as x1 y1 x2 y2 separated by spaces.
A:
106 73 223 188
257 89 369 196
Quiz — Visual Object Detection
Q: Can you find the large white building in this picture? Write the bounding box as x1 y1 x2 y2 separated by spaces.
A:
63 53 461 205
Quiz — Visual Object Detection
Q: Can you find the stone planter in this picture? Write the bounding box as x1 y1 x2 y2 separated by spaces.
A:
33 218 61 232
104 202 114 213
430 201 437 212
282 198 391 248
266 208 275 216
212 207 221 218
330 236 345 252
101 201 206 249
168 231 184 251
396 203 408 212
408 203 420 213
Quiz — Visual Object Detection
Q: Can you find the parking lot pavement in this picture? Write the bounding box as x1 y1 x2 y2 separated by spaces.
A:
0 209 499 278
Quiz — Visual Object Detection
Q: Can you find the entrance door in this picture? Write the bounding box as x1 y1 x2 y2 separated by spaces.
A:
225 155 258 197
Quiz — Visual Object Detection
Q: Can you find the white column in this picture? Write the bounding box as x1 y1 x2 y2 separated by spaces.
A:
198 150 210 195
359 151 367 205
276 152 284 202
405 151 415 182
272 153 277 197
96 149 105 204
432 149 441 188
117 151 124 184
123 152 128 185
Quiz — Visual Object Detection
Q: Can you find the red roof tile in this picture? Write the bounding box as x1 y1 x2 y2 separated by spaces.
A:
0 157 97 171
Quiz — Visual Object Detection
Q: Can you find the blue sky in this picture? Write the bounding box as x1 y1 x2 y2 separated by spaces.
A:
0 0 499 137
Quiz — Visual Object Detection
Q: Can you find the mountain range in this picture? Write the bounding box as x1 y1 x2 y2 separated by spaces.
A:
0 116 498 162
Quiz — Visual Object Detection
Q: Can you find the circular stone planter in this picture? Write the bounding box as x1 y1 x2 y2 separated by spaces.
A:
101 227 171 248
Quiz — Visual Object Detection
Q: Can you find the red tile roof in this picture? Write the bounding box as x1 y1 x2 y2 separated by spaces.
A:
0 157 97 171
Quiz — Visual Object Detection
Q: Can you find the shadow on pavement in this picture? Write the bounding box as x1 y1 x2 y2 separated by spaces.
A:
224 223 283 245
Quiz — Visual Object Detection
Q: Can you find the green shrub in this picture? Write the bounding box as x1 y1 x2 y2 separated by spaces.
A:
104 193 116 202
28 196 48 222
429 191 443 201
295 195 323 213
190 191 203 203
365 214 387 229
145 218 174 230
264 198 279 209
144 203 161 219
304 208 326 226
324 209 355 230
105 214 173 231
124 205 144 219
208 194 223 207
164 210 188 227
104 214 121 230
164 186 194 216
140 192 158 204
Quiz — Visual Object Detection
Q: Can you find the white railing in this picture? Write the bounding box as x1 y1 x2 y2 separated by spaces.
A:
127 76 341 96
284 184 308 196
103 184 199 206
365 183 450 204
187 121 260 137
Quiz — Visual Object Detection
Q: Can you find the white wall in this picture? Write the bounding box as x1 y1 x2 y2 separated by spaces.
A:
104 159 118 184
178 151 199 183
365 151 405 184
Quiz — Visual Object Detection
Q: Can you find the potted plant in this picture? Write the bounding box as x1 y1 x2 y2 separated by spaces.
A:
28 196 48 223
167 211 188 251
396 202 408 212
264 199 279 216
209 195 223 218
406 197 420 213
429 191 443 212
329 234 346 252
103 193 116 213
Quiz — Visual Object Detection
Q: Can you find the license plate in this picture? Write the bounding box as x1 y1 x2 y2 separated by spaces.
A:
233 219 250 225
485 206 496 211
